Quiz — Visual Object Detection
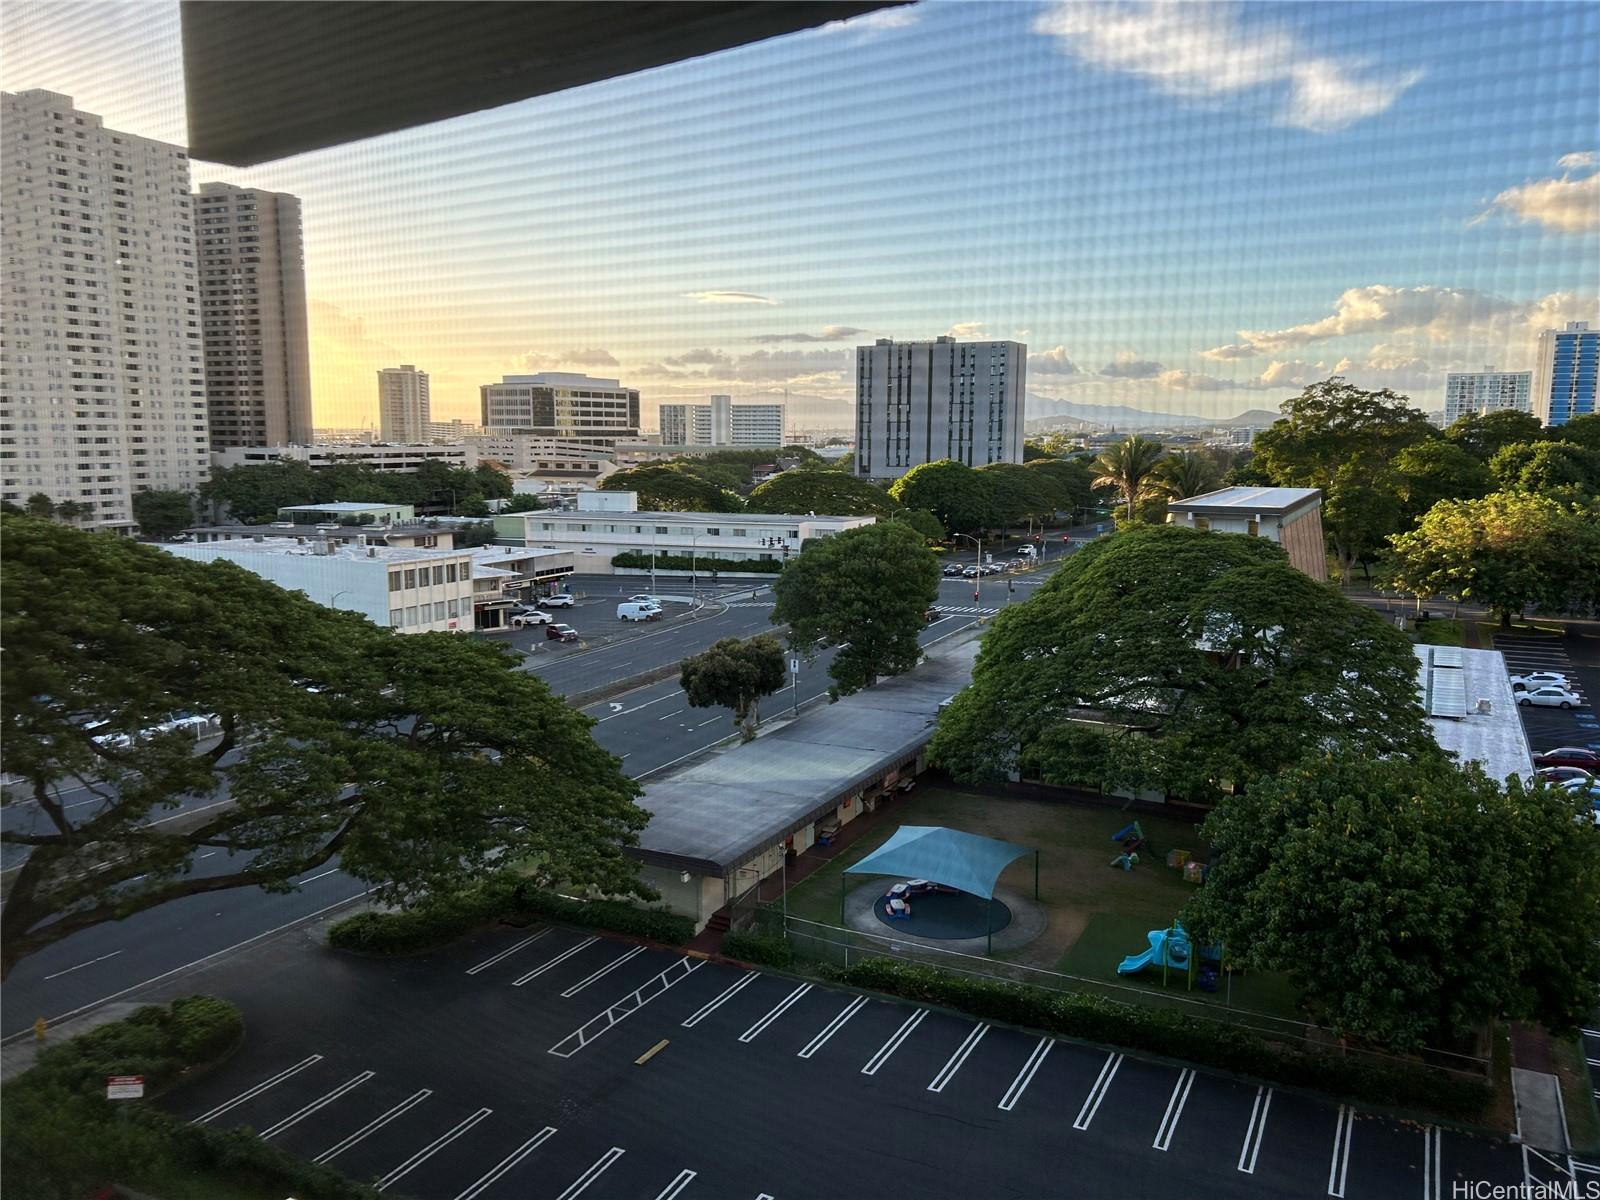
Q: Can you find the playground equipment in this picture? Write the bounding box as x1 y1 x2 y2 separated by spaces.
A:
1110 821 1153 870
1116 921 1223 986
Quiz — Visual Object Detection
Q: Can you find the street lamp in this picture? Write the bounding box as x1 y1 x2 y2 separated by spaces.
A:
650 527 657 594
952 532 983 608
690 531 700 603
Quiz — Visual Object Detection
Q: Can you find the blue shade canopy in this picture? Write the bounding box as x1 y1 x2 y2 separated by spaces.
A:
844 826 1034 900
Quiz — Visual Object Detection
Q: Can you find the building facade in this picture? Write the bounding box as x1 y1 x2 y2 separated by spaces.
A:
1 90 209 529
1532 321 1598 427
377 364 430 443
1442 369 1531 426
466 432 613 476
479 372 640 449
657 395 785 447
853 336 1026 480
194 182 312 448
1165 486 1327 581
211 442 473 472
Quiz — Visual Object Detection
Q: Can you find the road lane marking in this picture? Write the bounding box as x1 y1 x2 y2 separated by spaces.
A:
653 1169 697 1200
738 983 812 1042
1422 1125 1442 1200
656 709 685 721
1237 1087 1273 1174
260 1071 374 1139
694 716 723 729
797 996 869 1059
927 1023 990 1093
1153 1069 1196 1151
466 929 550 975
193 1054 324 1123
555 1147 626 1199
682 971 758 1027
1327 1104 1354 1197
313 1088 431 1163
997 1036 1052 1111
42 950 123 980
637 1039 671 1065
375 1107 493 1191
452 1127 558 1200
560 944 646 997
550 958 702 1057
512 936 598 986
1072 1052 1123 1130
862 1009 926 1075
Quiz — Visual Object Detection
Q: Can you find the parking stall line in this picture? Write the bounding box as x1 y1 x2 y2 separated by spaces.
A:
550 958 703 1057
1237 1087 1273 1174
561 945 647 998
1422 1126 1443 1200
739 983 812 1043
927 1022 990 1093
798 995 869 1059
1153 1069 1196 1151
374 1107 493 1192
1327 1104 1354 1196
512 936 599 986
997 1037 1052 1112
862 1009 927 1075
192 1054 324 1123
259 1070 375 1139
451 1127 558 1200
313 1089 432 1164
682 971 758 1027
653 1169 697 1200
555 1147 626 1200
1071 1052 1123 1131
465 930 549 975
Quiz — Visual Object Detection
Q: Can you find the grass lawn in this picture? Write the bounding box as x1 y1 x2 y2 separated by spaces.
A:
1413 619 1465 646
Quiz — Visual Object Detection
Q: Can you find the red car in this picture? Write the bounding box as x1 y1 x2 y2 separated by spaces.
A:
1532 747 1600 772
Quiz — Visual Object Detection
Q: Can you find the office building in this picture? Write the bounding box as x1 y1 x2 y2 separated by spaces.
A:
479 372 639 449
1532 321 1598 427
378 364 430 442
426 418 480 441
1441 369 1532 426
658 395 786 447
211 442 474 472
466 432 613 477
1 90 209 529
194 182 312 448
853 336 1025 480
1165 486 1327 582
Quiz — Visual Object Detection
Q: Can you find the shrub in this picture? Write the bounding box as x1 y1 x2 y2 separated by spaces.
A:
612 550 783 574
511 886 695 945
720 930 795 969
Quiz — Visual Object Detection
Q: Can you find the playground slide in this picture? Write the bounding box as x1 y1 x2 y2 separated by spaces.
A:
1117 947 1157 975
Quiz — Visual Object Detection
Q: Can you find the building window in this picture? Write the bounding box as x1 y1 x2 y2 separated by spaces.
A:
1193 517 1210 531
432 565 444 586
389 609 403 627
655 526 668 534
403 568 417 589
732 528 746 537
447 598 459 618
405 606 418 626
706 528 720 536
434 601 447 621
1246 519 1259 536
389 571 403 592
446 562 457 583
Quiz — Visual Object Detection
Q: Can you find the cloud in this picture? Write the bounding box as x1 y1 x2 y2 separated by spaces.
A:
819 5 921 41
1475 156 1599 234
1157 368 1235 392
1099 351 1164 379
682 290 778 305
507 348 620 371
635 347 852 390
1558 151 1597 171
748 325 866 344
1228 285 1525 354
564 347 619 368
1031 1 1420 132
664 347 734 369
1200 342 1260 361
945 321 988 338
1030 345 1081 375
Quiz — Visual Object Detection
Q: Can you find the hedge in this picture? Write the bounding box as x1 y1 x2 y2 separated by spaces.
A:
510 887 695 945
612 550 783 574
824 959 1492 1122
720 930 795 969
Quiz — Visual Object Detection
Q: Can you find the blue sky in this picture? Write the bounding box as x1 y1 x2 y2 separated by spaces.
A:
4 1 1596 427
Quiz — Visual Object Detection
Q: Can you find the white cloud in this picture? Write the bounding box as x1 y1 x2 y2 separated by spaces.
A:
507 347 619 371
682 290 778 305
1559 151 1597 171
748 325 866 344
1032 1 1420 132
1030 345 1081 375
564 347 619 368
819 5 921 41
945 321 987 338
1157 368 1234 392
1476 157 1599 235
1099 350 1164 379
635 347 852 390
1230 285 1524 354
1200 342 1260 361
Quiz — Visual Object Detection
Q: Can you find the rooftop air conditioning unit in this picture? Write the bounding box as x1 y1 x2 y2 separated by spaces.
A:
1475 698 1493 715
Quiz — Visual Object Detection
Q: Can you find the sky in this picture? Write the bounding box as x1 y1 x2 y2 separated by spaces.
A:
3 1 1597 429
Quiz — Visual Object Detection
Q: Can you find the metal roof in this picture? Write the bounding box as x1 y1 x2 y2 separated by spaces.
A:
1166 486 1322 515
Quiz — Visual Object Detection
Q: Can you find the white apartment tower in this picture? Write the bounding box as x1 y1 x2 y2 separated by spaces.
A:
378 364 430 443
1 91 209 529
658 395 786 447
195 182 312 447
479 372 640 449
853 336 1026 480
1442 369 1532 426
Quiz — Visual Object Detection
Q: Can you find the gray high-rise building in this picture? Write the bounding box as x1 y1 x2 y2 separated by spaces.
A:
479 372 639 449
853 336 1026 480
378 364 430 442
1 90 209 529
195 182 312 447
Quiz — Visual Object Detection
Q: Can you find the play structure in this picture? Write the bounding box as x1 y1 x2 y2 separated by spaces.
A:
1117 922 1224 991
1110 821 1152 870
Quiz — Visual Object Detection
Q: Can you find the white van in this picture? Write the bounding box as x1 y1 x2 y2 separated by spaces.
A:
617 601 661 622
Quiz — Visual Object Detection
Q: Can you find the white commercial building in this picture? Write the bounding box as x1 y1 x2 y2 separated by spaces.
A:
1 91 210 530
658 396 786 447
377 365 430 443
212 442 474 472
479 372 640 449
1413 645 1532 785
467 432 613 478
1165 486 1327 581
1441 369 1532 426
853 336 1026 480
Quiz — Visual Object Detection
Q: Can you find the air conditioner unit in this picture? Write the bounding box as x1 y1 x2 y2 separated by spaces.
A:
1475 698 1492 715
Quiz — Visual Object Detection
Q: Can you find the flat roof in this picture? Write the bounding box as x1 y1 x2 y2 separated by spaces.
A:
1412 645 1533 784
1167 486 1322 514
540 510 872 525
278 501 411 514
166 541 471 566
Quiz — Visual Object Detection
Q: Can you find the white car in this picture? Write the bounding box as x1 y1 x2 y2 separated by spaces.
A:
541 594 576 608
509 609 552 628
1517 685 1583 709
1510 672 1571 691
628 594 666 607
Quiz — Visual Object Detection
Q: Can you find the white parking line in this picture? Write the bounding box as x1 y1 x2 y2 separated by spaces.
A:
739 983 812 1043
561 945 647 998
653 1169 697 1200
1072 1052 1123 1131
42 950 123 980
466 930 549 975
512 936 598 986
1237 1086 1273 1174
862 1009 927 1075
550 958 703 1057
1327 1104 1354 1196
797 996 869 1059
1422 1125 1443 1200
452 1127 558 1200
555 1147 626 1199
927 1023 989 1093
375 1107 493 1192
313 1088 432 1164
193 1054 324 1123
682 971 758 1027
997 1037 1052 1112
1153 1069 1196 1151
260 1070 374 1139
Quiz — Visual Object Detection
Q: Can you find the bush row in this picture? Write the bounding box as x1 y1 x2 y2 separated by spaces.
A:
612 550 783 574
823 959 1492 1122
719 930 796 969
511 888 695 944
32 994 242 1098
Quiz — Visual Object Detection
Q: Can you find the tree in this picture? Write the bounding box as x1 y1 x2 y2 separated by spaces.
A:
679 635 788 739
1090 435 1165 521
1023 457 1096 514
929 525 1433 802
1388 492 1600 626
0 516 648 977
501 493 546 513
747 470 892 516
1323 459 1403 583
1152 449 1223 500
1551 413 1600 453
977 462 1056 528
1391 440 1491 524
1251 377 1436 487
888 507 945 544
1445 408 1543 461
887 460 996 533
1183 758 1600 1050
25 493 55 519
130 490 195 541
1489 440 1600 497
771 522 939 697
599 463 743 512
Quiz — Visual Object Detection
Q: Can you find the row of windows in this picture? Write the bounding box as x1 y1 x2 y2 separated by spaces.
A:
389 599 461 627
387 561 470 590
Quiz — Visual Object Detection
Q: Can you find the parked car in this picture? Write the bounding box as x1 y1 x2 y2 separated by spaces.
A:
627 594 666 606
1561 777 1600 798
1510 671 1571 691
542 593 576 608
617 601 661 622
961 565 980 578
1537 766 1595 785
980 563 1005 576
942 564 965 577
1533 747 1600 771
1518 685 1583 709
923 607 941 624
509 609 552 628
545 623 579 641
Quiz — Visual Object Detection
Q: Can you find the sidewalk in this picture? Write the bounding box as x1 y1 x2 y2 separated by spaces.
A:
1510 1023 1571 1153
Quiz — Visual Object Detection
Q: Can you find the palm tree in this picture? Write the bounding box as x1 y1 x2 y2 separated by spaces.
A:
1091 435 1166 520
1154 449 1223 501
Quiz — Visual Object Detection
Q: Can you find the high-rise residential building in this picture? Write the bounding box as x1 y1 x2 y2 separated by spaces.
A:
479 372 639 449
1531 321 1598 427
194 182 312 448
1441 368 1532 426
1 90 209 529
853 336 1026 480
658 395 786 446
378 364 430 442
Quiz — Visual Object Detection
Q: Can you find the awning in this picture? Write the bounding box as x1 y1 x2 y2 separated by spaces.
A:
844 825 1034 900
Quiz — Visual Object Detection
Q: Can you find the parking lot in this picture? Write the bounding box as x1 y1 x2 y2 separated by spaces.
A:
163 923 1571 1200
1494 629 1599 757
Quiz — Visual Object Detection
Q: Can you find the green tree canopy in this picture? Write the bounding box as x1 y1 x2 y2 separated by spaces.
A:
746 469 893 516
1251 377 1436 486
887 460 997 533
771 522 939 697
1488 440 1600 497
1445 408 1544 461
0 516 647 977
888 507 945 544
1090 435 1166 520
1391 439 1492 524
129 490 196 541
200 459 513 522
1551 413 1600 453
679 635 788 737
501 493 546 513
976 462 1056 526
1152 448 1224 500
599 463 744 512
1022 457 1097 513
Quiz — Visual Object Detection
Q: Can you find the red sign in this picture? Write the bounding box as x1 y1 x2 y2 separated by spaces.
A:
106 1075 144 1100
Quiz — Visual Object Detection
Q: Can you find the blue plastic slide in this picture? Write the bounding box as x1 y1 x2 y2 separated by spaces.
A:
1117 927 1191 975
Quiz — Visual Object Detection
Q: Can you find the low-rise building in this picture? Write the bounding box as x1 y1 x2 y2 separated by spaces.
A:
467 545 576 628
211 443 475 472
1165 486 1326 581
275 501 417 526
1413 644 1532 784
466 433 614 478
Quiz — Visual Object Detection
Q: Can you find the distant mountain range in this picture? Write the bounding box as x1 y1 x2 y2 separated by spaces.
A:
1025 397 1283 431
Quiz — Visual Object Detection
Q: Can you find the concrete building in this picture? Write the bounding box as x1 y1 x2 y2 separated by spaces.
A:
378 365 430 443
466 544 577 628
1532 321 1598 427
466 432 613 478
1 90 209 529
1165 486 1327 581
658 396 786 447
425 418 479 441
1441 369 1532 426
479 372 639 449
853 336 1026 480
1413 645 1532 785
212 442 474 472
194 182 312 448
